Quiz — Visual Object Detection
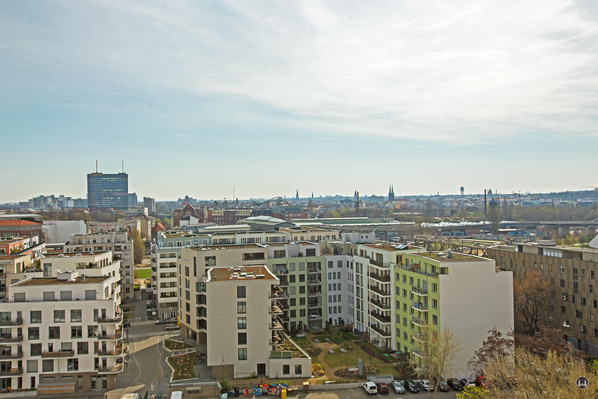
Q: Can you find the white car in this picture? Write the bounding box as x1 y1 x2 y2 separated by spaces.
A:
362 382 378 395
418 379 432 391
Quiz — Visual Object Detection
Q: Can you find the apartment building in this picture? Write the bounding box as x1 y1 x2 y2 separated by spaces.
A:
63 232 134 302
394 252 513 377
203 266 310 379
278 227 340 242
487 241 598 355
1 272 122 394
266 243 327 331
323 255 354 327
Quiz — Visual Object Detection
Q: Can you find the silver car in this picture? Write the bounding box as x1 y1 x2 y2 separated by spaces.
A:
392 380 405 394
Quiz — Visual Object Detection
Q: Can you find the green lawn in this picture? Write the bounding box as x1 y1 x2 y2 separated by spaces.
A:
323 341 398 377
134 268 151 279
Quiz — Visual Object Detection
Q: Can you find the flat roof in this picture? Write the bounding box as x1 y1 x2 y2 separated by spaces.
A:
208 266 276 281
410 252 489 262
15 276 109 286
518 242 598 254
364 243 418 251
42 251 110 258
190 244 264 251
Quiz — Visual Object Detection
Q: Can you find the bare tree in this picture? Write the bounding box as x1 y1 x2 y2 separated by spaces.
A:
410 325 462 398
468 328 514 377
513 271 552 335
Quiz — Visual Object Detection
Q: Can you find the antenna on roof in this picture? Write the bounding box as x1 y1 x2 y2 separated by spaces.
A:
122 160 124 173
96 160 98 173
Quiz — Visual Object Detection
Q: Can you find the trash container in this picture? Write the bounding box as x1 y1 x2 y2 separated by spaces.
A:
235 387 240 397
281 389 287 399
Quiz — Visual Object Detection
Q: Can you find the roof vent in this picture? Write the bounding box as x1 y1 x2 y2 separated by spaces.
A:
447 249 453 258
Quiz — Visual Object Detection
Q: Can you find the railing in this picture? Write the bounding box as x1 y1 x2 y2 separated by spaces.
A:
412 318 428 327
307 267 321 273
0 319 23 326
411 286 428 295
276 270 288 275
269 321 284 330
98 332 123 340
397 265 438 279
412 303 428 312
370 324 391 337
269 305 283 315
370 312 391 324
307 279 321 285
370 259 384 267
308 292 321 297
268 291 286 299
0 353 23 360
97 364 124 373
42 350 74 358
370 286 390 296
98 346 123 356
98 317 122 324
0 368 23 376
0 336 22 343
368 272 390 283
370 299 390 310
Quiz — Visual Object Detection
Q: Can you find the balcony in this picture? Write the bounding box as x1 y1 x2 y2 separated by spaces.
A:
0 319 23 326
0 335 22 343
369 272 390 283
307 267 321 274
370 286 390 297
276 270 288 276
412 349 426 358
308 291 321 297
370 311 391 324
309 313 322 320
370 298 390 310
370 324 391 337
98 345 123 357
97 363 124 374
370 258 384 267
98 317 122 324
98 332 123 341
412 318 428 327
307 279 321 285
308 301 319 309
279 279 289 287
411 286 428 296
42 350 74 358
0 352 23 360
269 319 284 330
411 303 428 312
269 305 283 315
268 290 287 299
0 368 23 376
412 333 426 343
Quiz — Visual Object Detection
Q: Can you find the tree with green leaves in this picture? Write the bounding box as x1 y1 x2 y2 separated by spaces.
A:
131 228 144 265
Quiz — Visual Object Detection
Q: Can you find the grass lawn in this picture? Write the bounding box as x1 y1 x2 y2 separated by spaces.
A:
134 268 151 279
292 336 321 360
314 334 344 345
324 341 398 377
168 353 197 380
164 339 194 351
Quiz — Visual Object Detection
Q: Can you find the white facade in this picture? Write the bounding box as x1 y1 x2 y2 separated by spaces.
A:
1 273 123 393
42 221 86 244
324 255 354 327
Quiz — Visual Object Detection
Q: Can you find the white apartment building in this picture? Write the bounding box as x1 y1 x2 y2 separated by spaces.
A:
1 272 122 394
204 266 311 379
324 255 354 327
64 232 134 302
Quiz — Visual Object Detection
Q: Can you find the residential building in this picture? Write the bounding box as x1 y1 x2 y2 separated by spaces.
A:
63 233 134 302
2 272 122 393
86 172 128 210
394 251 513 378
143 197 155 213
240 216 295 231
0 220 43 240
0 253 32 298
207 209 253 225
278 227 340 242
271 206 306 221
42 221 86 244
487 241 598 355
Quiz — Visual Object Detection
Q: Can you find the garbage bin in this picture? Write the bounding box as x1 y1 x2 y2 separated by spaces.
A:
235 387 240 397
281 389 287 399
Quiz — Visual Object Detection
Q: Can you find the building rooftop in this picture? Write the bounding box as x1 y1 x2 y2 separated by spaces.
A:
14 276 110 286
0 254 30 261
41 251 110 258
208 266 276 282
364 243 418 251
190 244 264 250
411 252 490 262
0 220 41 226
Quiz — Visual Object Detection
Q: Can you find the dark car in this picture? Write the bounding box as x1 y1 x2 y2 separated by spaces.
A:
155 319 168 325
437 381 450 392
447 378 464 391
403 380 420 393
123 321 131 328
375 383 389 394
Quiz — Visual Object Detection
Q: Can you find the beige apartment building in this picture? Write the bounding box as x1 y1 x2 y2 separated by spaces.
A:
487 241 598 355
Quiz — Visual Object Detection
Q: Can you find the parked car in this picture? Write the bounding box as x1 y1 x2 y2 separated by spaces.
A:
417 380 432 391
437 381 450 392
460 379 476 388
447 378 464 391
122 321 131 328
403 380 420 393
165 324 180 331
375 383 389 394
475 375 488 388
155 319 168 325
362 382 378 395
392 380 406 394
168 317 178 323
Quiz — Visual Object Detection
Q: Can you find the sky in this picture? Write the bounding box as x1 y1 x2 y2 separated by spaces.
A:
2 0 598 202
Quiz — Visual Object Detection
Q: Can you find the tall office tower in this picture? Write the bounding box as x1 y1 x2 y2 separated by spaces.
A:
87 172 129 210
143 197 156 213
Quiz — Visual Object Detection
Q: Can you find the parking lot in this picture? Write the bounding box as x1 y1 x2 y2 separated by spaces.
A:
307 386 459 399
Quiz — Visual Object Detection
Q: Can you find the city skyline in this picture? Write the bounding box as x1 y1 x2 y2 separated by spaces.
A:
2 0 598 202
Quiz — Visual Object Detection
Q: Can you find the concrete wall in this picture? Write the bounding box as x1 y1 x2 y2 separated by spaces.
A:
42 221 86 244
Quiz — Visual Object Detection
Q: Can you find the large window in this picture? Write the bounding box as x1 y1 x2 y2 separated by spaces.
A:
28 327 39 340
67 359 79 371
77 342 88 355
42 292 55 301
30 343 42 356
238 332 247 345
53 310 65 323
27 360 38 373
71 310 82 322
60 291 72 301
48 327 60 339
42 360 54 372
283 365 290 375
237 286 246 299
71 326 82 339
238 348 247 360
237 317 247 329
237 302 246 314
30 311 42 324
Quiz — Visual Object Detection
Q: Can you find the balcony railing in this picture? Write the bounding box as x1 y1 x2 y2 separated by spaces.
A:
412 318 428 327
0 319 23 326
370 286 390 297
268 291 287 299
98 345 123 356
0 368 23 376
269 305 283 315
98 332 123 340
0 353 23 360
97 364 124 373
412 303 428 312
0 336 22 343
307 267 321 273
98 317 122 324
370 259 384 267
368 272 390 283
370 311 391 324
307 279 321 285
370 324 391 337
411 286 428 296
42 350 74 358
370 299 390 310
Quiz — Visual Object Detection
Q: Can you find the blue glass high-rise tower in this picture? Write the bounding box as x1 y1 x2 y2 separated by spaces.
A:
87 172 129 210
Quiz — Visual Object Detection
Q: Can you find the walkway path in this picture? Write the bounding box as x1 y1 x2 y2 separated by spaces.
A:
304 335 348 381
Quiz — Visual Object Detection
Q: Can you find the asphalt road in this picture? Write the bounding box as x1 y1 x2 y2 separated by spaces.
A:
308 386 460 399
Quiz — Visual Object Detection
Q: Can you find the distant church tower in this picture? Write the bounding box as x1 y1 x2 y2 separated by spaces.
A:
388 185 395 202
296 190 299 199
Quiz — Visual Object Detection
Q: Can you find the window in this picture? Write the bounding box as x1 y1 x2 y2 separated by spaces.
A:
43 292 55 301
299 274 305 282
71 326 82 339
299 298 305 306
290 298 296 307
60 291 72 301
238 333 247 345
560 266 565 274
560 279 565 287
295 365 302 374
49 327 60 339
30 311 41 324
77 342 88 355
562 293 569 301
432 299 438 309
432 283 437 293
67 358 78 371
54 310 65 323
283 365 290 375
71 310 82 322
306 248 316 256
561 306 566 314
237 286 246 298
432 315 438 325
237 317 247 329
30 343 42 356
290 310 296 318
289 275 295 283
581 297 587 306
28 327 39 340
237 302 246 314
576 310 583 318
300 309 306 317
563 320 570 328
238 348 247 360
27 360 38 373
42 360 54 372
85 290 96 300
299 286 305 294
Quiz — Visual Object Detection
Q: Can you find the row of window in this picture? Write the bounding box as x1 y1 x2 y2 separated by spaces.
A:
28 325 104 340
